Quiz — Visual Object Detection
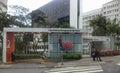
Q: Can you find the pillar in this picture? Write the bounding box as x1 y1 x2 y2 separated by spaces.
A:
3 32 15 63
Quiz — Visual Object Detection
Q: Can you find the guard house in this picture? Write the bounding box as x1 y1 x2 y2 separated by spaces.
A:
48 28 85 57
3 28 86 63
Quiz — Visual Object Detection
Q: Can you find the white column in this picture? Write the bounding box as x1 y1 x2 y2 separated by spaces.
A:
79 0 83 29
2 31 6 63
48 34 50 57
70 0 78 28
70 0 82 29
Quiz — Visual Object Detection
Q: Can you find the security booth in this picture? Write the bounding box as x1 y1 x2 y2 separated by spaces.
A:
2 28 86 63
48 29 85 57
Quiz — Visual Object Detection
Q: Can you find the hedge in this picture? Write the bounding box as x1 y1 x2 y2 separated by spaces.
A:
15 54 42 59
62 53 81 59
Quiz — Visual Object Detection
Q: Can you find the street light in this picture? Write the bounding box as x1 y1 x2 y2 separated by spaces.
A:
58 36 64 65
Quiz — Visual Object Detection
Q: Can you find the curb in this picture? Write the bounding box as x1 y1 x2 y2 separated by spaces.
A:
0 65 57 69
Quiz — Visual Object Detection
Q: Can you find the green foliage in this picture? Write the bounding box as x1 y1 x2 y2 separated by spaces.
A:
62 53 81 59
41 34 48 42
9 5 31 27
15 37 24 54
50 22 70 28
115 41 120 46
32 10 47 27
72 54 81 59
23 33 33 45
15 54 42 59
89 15 120 36
0 5 27 31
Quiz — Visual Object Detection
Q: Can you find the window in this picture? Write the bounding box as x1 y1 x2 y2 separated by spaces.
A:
104 12 106 14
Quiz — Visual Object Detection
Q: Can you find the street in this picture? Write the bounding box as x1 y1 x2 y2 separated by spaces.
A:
0 56 120 73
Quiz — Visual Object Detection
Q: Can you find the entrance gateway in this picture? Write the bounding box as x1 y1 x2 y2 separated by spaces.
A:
3 28 86 63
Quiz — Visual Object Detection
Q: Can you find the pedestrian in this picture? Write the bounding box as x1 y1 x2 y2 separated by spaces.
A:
95 49 102 61
92 49 96 61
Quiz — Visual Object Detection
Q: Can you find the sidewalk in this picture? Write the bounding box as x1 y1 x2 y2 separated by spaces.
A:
0 55 120 69
54 55 120 68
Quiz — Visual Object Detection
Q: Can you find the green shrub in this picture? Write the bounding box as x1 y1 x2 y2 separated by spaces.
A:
62 53 81 59
66 54 73 59
15 54 42 59
73 54 81 59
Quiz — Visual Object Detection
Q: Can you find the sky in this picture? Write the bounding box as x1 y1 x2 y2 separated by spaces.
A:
8 0 112 13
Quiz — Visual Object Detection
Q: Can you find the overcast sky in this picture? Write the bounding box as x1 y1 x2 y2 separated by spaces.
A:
8 0 112 13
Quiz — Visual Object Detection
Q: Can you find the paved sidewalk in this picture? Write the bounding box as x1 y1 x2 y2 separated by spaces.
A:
0 55 120 69
54 55 120 68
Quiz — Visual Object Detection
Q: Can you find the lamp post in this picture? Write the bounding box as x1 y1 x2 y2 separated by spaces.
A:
58 36 64 65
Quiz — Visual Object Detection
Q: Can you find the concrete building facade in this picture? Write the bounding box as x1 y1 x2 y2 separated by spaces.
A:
82 8 102 34
102 0 120 21
82 0 120 29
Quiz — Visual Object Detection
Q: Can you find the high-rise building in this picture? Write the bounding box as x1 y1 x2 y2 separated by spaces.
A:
82 8 102 29
32 0 82 28
82 0 120 56
102 0 120 21
83 0 120 29
0 0 7 13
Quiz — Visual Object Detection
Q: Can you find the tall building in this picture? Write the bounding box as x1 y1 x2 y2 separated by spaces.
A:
82 0 120 29
82 8 102 30
32 0 82 28
0 0 7 13
102 0 120 21
82 0 120 56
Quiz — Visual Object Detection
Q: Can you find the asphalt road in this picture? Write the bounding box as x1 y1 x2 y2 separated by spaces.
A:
0 56 120 73
0 63 120 73
0 68 50 73
101 62 120 73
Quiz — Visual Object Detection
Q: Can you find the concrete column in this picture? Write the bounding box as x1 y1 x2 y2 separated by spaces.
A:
2 31 6 63
70 0 82 29
6 32 15 63
70 0 78 28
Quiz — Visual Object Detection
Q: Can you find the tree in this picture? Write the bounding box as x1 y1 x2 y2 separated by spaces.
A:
0 4 26 51
15 36 24 54
23 33 33 54
8 5 34 54
51 22 70 28
41 33 48 52
89 15 120 50
89 15 120 36
89 15 110 36
31 10 47 27
9 5 31 27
